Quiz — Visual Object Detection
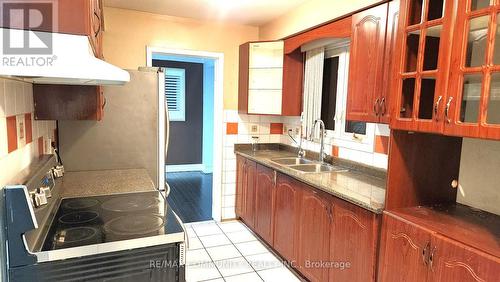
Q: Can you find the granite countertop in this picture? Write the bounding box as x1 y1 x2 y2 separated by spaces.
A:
58 169 156 198
235 144 386 213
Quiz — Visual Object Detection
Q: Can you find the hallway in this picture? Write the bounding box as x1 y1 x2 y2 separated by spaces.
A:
167 172 213 223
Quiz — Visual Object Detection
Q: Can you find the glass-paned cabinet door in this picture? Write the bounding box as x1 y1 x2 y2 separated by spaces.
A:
445 0 500 139
392 0 454 133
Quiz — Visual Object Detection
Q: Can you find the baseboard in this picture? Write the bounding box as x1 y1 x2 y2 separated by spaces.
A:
166 164 204 172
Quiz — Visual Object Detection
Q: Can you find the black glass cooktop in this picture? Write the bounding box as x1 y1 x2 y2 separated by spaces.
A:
41 191 183 251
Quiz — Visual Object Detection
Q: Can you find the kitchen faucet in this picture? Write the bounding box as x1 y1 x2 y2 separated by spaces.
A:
288 113 306 158
310 119 326 163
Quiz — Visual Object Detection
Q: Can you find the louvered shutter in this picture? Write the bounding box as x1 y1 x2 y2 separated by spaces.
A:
165 68 186 121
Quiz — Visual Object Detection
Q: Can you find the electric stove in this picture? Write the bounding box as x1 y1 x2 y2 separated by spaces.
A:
41 191 174 251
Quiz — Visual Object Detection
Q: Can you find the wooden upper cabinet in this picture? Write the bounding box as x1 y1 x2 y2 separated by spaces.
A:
378 213 433 282
380 0 401 124
0 0 104 58
254 164 275 243
430 233 500 282
33 84 105 120
445 1 500 140
390 0 455 133
329 198 380 282
298 188 331 282
238 41 302 116
347 3 389 123
273 173 301 263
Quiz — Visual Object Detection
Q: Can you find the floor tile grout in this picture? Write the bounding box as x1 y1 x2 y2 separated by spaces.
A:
187 220 303 282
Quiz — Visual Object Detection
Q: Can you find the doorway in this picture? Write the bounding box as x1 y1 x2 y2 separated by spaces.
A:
147 47 224 223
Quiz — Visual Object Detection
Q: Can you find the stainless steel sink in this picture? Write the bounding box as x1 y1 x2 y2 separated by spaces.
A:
288 163 349 173
271 157 315 166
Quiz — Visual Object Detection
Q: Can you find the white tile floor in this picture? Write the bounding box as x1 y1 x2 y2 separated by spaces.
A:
184 220 302 282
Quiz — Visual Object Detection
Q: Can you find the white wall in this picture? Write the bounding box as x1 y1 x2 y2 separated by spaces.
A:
457 138 500 215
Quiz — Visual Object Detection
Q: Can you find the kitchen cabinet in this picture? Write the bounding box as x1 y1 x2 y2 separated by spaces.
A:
431 233 500 282
444 1 500 140
378 213 433 281
346 3 389 124
329 198 380 282
379 0 401 124
298 188 331 282
236 155 383 282
0 0 104 58
235 156 246 218
379 212 500 282
236 157 257 229
390 0 455 133
273 173 301 263
33 84 105 120
238 41 302 116
254 164 275 243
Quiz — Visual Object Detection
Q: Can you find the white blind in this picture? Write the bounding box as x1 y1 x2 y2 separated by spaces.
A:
165 68 186 121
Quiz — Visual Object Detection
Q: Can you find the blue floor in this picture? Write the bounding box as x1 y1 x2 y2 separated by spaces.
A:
166 171 213 223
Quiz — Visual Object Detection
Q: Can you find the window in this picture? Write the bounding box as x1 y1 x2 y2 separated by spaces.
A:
164 68 186 121
319 43 375 152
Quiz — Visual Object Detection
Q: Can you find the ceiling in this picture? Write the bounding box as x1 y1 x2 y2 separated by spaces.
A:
103 0 308 26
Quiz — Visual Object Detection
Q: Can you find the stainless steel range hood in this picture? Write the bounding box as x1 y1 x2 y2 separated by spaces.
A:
0 28 129 85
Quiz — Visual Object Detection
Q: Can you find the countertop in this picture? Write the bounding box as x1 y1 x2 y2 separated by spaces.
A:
235 145 386 213
58 169 156 198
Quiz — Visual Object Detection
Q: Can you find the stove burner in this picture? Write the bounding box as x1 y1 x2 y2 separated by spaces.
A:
101 196 160 212
56 227 98 244
104 214 164 235
63 198 99 210
59 211 99 225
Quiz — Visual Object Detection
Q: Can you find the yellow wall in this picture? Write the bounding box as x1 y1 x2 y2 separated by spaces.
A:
259 0 381 40
103 7 259 110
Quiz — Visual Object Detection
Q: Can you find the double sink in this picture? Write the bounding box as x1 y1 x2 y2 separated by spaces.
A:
270 157 349 174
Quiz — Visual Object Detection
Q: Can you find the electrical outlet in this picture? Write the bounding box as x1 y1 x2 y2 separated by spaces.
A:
251 125 258 133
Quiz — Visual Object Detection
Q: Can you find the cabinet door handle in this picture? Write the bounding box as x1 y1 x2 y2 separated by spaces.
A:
374 98 380 116
445 97 453 124
434 96 443 121
273 171 277 186
429 246 436 271
102 97 106 109
94 11 101 37
422 242 430 266
380 97 386 116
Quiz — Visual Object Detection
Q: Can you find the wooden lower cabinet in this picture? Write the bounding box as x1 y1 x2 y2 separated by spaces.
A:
254 164 275 243
235 157 383 282
379 212 500 282
378 213 433 281
273 173 301 263
236 158 256 229
297 189 331 282
235 156 246 219
330 198 380 282
431 234 500 282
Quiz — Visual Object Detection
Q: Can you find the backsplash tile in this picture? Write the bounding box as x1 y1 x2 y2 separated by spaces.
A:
0 78 56 188
220 109 391 220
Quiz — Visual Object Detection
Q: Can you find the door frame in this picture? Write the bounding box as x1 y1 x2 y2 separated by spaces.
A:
147 46 225 222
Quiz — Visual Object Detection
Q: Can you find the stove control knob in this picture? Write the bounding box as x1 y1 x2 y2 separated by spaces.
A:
34 192 48 207
40 186 52 198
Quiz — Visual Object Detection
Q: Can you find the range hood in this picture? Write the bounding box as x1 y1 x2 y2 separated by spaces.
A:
0 28 129 85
